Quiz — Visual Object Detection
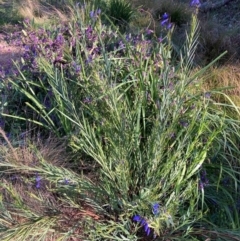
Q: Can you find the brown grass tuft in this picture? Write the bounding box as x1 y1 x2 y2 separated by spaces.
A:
201 63 240 117
17 0 52 24
0 127 19 161
202 64 240 96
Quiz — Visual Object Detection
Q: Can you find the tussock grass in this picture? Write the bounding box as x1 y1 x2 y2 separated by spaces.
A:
0 1 240 240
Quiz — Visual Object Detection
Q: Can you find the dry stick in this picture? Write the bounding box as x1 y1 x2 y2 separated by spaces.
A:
0 127 19 161
200 0 235 12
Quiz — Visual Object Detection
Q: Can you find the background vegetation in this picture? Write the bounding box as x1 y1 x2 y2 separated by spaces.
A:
0 0 240 240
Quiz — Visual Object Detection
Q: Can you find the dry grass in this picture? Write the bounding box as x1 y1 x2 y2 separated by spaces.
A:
17 0 52 24
0 129 101 239
202 64 240 95
201 63 240 116
0 127 19 161
17 0 76 27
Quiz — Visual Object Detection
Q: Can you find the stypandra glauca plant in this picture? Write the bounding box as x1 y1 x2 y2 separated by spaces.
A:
1 1 240 240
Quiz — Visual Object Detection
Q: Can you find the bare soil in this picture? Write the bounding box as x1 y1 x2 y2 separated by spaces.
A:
0 32 23 70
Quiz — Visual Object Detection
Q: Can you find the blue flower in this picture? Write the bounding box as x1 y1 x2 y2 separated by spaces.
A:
144 222 150 236
161 18 169 26
162 12 169 20
160 13 173 30
167 23 173 30
190 0 201 7
132 215 151 236
133 214 142 222
152 203 160 216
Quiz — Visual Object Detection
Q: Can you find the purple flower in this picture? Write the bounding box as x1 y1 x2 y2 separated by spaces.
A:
90 9 101 19
35 174 41 189
143 222 150 236
72 62 81 74
75 65 81 74
86 55 93 64
10 174 20 182
96 9 101 15
161 18 169 26
126 33 132 42
133 214 142 222
64 178 70 184
160 13 173 30
132 215 151 236
146 29 154 35
167 23 173 29
90 11 95 19
119 40 125 49
162 12 169 20
190 0 201 7
55 34 64 46
152 203 160 216
24 18 30 25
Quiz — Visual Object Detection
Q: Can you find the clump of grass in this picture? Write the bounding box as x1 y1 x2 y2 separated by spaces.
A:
154 0 193 27
200 64 240 118
107 0 134 29
0 1 240 240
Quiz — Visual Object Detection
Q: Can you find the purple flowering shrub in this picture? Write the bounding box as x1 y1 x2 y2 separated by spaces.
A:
1 16 116 132
3 6 177 136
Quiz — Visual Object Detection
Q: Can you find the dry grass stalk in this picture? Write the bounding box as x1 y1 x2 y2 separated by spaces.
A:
0 127 19 161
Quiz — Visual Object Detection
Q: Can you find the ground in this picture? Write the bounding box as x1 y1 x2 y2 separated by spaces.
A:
0 32 23 70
